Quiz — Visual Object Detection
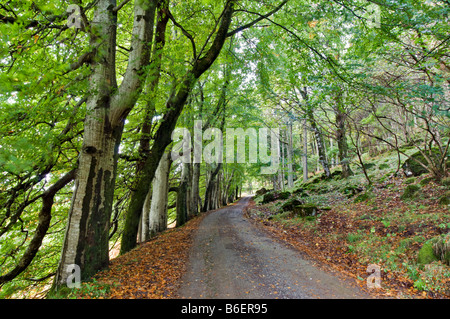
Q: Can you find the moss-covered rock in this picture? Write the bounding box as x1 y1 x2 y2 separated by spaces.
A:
291 187 310 198
299 192 310 198
330 169 343 180
419 176 433 186
417 240 439 265
262 192 277 204
438 191 450 205
280 198 303 212
400 184 421 200
441 177 450 188
292 187 304 195
401 149 440 177
405 177 416 184
432 233 450 266
418 234 450 267
278 191 291 200
354 191 374 203
293 204 318 217
255 188 268 196
343 185 364 198
316 185 330 195
261 190 292 204
302 175 322 187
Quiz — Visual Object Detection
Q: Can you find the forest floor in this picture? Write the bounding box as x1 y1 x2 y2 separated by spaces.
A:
246 173 450 299
72 173 450 299
74 211 209 299
75 197 369 299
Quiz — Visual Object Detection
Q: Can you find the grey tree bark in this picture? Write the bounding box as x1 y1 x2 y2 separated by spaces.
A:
137 2 170 244
286 120 294 188
176 161 192 227
120 0 237 254
335 102 353 178
54 0 157 288
149 151 171 237
203 163 222 212
302 118 308 182
139 189 151 243
191 162 201 215
299 87 331 178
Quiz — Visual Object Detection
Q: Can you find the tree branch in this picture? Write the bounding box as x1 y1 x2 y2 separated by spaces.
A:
110 0 158 126
226 0 289 37
113 0 132 12
167 9 197 60
0 169 76 285
193 0 236 78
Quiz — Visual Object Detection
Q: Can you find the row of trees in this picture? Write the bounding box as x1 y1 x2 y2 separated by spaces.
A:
0 0 448 297
239 0 449 189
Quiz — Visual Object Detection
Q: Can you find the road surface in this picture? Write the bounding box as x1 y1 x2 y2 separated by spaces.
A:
177 197 371 299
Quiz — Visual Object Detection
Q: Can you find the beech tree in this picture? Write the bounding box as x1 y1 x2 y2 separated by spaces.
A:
118 0 289 254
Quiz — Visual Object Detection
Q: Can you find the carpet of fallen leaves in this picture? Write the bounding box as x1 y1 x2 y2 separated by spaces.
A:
76 212 208 299
73 175 449 299
245 175 450 299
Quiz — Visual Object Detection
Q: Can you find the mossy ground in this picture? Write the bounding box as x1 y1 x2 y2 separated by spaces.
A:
249 150 450 298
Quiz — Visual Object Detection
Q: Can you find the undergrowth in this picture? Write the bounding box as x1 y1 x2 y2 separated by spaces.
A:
249 151 450 298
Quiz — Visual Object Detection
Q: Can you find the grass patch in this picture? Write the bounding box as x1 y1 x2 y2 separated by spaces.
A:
270 212 318 230
48 278 115 299
347 232 363 243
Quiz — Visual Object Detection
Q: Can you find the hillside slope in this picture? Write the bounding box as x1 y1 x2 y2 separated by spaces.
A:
247 151 450 299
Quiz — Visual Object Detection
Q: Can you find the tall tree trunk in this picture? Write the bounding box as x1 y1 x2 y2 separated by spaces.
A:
120 0 236 254
335 104 353 178
149 151 171 237
280 129 286 189
137 2 169 170
350 124 372 185
277 132 284 190
201 89 227 212
203 163 222 212
300 87 331 178
286 120 294 188
137 2 170 244
56 111 122 284
223 169 234 205
216 171 222 208
55 1 119 285
120 76 194 254
272 175 278 190
191 162 201 215
54 0 157 288
139 187 151 242
176 161 191 227
302 118 308 182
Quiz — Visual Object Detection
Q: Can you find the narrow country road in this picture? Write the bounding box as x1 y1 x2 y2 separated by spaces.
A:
177 197 371 299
